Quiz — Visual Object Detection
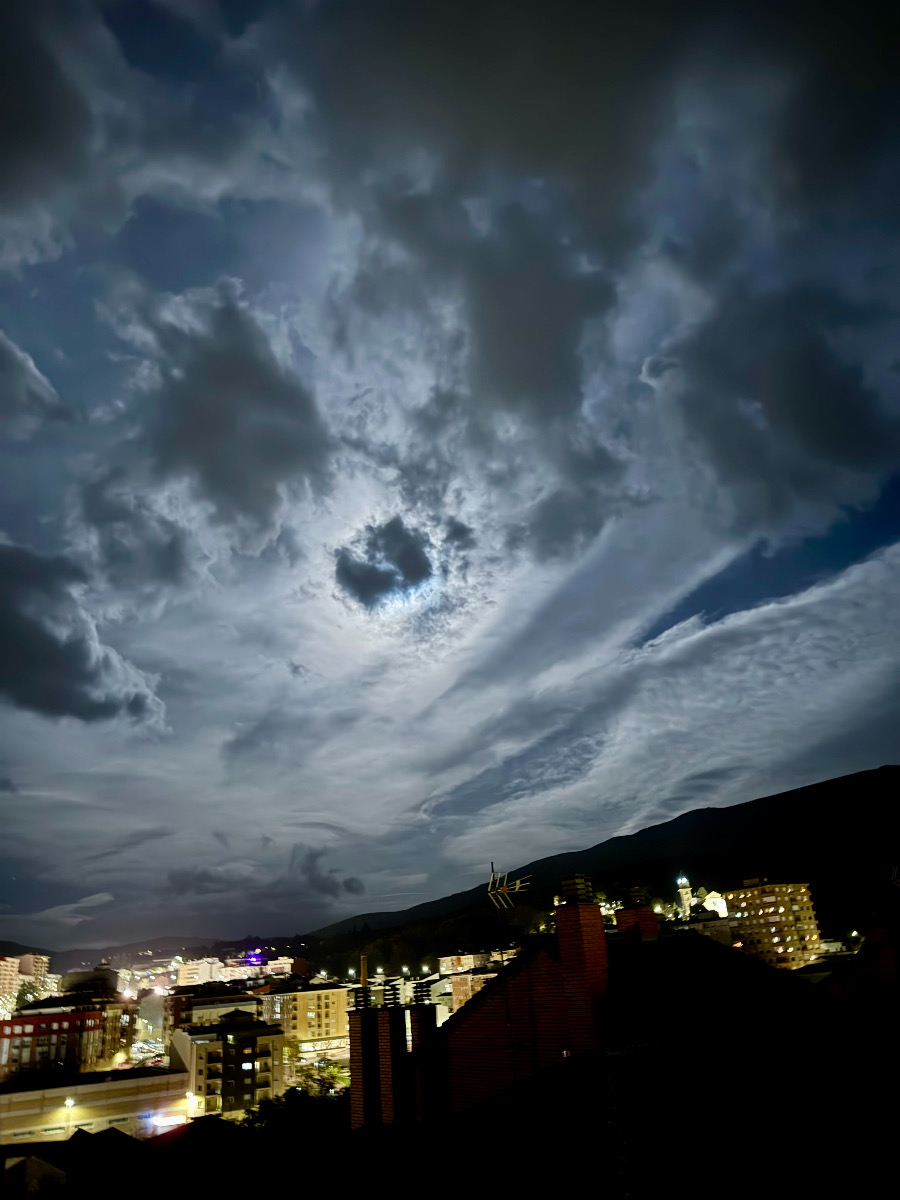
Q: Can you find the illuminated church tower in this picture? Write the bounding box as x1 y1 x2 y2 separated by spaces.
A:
676 876 693 919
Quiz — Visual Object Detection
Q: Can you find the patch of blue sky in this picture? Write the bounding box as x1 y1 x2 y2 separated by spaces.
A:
637 471 900 645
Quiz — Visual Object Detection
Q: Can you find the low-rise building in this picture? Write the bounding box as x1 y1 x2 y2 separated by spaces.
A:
0 1066 190 1143
265 957 293 976
175 959 225 987
169 1009 284 1118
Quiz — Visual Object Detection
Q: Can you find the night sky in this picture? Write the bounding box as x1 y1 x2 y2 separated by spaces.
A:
1 0 899 949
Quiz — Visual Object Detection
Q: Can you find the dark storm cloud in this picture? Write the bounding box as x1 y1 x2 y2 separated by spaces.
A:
79 468 192 588
444 518 474 549
0 542 162 723
659 286 900 525
279 0 900 517
335 516 432 608
0 3 93 214
463 206 615 422
0 777 18 793
0 0 297 269
149 297 331 529
167 845 364 902
278 0 707 250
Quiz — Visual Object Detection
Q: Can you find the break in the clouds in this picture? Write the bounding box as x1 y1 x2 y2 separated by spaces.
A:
1 0 899 947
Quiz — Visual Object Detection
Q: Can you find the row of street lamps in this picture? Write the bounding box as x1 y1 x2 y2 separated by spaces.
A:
345 965 431 979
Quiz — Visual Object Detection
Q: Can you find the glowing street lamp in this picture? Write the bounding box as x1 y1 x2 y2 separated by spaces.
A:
348 968 355 978
64 1097 74 1138
401 966 409 975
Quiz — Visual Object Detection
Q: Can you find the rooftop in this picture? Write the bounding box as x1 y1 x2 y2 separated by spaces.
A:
0 1066 184 1095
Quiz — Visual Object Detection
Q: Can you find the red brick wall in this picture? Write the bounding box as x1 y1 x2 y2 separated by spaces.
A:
616 908 661 941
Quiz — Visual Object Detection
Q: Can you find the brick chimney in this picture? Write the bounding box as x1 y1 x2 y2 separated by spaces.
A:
616 884 661 941
554 874 608 1054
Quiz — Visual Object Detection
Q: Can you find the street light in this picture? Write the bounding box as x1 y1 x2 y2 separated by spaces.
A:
348 968 355 978
64 1098 74 1108
401 966 409 975
64 1098 74 1138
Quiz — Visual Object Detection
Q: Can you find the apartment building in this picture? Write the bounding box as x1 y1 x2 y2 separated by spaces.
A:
168 1009 284 1118
258 977 351 1051
163 985 259 1049
16 955 51 1000
1 991 139 1083
723 879 821 968
0 958 21 1018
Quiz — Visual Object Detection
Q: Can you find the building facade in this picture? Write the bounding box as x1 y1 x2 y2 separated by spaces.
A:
168 1009 284 1117
163 985 259 1049
0 1066 190 1143
438 954 490 975
0 1008 105 1081
449 969 498 1012
257 978 351 1052
0 958 21 1018
15 956 51 1000
723 880 821 968
175 959 226 987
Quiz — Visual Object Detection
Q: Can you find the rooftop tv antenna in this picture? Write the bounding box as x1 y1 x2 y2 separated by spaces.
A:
488 863 531 909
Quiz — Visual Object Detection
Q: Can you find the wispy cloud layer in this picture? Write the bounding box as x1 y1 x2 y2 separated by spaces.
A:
0 0 898 944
